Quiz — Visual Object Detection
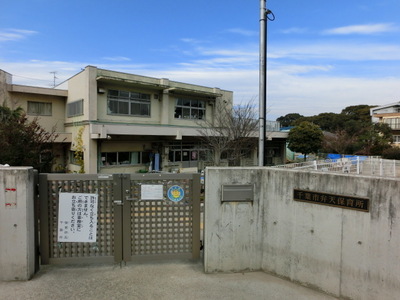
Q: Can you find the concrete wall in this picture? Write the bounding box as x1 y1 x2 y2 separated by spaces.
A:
0 167 35 281
204 167 400 300
204 168 264 272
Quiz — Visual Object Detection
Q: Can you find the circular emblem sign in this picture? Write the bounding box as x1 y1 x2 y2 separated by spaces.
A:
167 185 185 202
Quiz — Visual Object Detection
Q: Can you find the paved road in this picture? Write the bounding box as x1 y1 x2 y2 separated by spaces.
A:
0 260 338 300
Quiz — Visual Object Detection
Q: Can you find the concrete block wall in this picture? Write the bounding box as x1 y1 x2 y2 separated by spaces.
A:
204 167 400 300
0 167 35 281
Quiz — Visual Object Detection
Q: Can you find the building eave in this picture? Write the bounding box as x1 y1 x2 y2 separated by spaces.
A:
87 122 288 140
96 75 223 99
8 84 68 97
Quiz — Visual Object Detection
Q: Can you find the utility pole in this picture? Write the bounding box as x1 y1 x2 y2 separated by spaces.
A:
258 0 267 166
258 0 274 166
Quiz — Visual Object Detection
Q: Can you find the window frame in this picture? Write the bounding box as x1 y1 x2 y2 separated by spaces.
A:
27 101 52 116
167 142 210 163
383 118 400 130
67 99 84 117
107 89 151 117
100 151 150 166
174 98 206 120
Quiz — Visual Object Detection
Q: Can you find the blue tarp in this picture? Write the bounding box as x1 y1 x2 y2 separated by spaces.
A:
326 154 367 163
327 154 341 160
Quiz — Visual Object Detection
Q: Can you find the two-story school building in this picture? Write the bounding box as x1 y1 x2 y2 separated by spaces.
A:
0 66 287 173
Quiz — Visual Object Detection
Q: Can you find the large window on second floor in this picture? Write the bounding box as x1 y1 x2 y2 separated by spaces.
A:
27 101 52 116
174 98 205 120
107 89 151 117
383 118 400 130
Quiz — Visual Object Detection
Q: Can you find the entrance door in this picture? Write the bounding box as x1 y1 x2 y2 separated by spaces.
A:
121 173 201 262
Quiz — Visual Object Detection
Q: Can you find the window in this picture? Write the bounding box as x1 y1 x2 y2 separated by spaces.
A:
107 89 151 116
67 99 83 117
394 135 400 144
174 98 205 120
383 118 400 130
101 151 150 166
69 151 83 165
167 142 210 163
27 101 52 116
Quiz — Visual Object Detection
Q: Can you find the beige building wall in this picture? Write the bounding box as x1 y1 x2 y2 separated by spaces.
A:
0 69 70 172
6 93 66 133
94 67 232 128
63 66 235 174
95 84 162 125
65 66 99 173
0 70 67 134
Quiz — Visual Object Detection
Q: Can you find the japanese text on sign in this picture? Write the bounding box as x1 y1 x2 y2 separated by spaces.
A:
293 189 369 212
58 193 98 242
141 184 164 200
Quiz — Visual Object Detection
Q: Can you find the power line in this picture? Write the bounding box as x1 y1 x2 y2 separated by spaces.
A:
11 73 53 83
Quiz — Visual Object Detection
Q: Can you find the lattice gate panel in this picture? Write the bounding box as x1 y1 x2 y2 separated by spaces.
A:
45 176 115 261
129 178 193 256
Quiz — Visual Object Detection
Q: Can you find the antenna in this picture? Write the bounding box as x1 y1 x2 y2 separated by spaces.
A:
50 71 58 87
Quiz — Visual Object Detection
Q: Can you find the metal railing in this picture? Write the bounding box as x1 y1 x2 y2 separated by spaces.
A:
272 156 400 178
266 120 281 132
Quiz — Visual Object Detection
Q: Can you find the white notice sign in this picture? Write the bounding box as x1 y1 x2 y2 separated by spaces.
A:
141 184 164 200
58 193 98 243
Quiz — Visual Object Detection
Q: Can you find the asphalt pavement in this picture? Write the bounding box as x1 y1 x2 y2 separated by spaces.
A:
0 259 340 300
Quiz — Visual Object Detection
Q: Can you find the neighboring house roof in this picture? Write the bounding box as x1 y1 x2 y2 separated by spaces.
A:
370 101 400 116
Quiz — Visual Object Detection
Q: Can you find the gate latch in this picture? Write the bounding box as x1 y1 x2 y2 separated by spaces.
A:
113 200 123 206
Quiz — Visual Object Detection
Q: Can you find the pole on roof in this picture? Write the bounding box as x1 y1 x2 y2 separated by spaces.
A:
258 0 267 166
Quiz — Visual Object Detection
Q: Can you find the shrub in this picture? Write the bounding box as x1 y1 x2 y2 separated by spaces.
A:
381 147 400 160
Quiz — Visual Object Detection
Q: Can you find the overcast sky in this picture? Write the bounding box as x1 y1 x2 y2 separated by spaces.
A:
1 0 400 120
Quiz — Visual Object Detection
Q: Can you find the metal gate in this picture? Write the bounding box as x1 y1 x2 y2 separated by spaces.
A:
39 173 200 264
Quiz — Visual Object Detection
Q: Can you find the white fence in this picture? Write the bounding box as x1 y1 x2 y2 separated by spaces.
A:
273 156 400 178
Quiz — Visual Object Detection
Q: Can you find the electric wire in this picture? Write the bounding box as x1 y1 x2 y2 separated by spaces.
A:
11 73 52 83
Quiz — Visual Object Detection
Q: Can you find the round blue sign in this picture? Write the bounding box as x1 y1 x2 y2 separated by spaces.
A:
167 185 184 202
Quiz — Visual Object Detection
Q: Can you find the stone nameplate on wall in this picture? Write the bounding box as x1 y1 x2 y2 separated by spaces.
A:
293 189 369 212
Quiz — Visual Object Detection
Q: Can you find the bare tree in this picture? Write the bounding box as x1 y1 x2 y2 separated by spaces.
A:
197 99 258 166
322 130 358 154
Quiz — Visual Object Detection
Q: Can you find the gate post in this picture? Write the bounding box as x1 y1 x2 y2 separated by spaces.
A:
39 173 50 265
121 174 132 262
191 173 201 260
0 167 36 280
113 174 124 263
